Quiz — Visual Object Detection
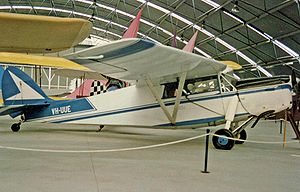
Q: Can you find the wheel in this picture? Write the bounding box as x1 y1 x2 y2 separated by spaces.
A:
235 129 247 144
11 123 21 132
212 129 235 150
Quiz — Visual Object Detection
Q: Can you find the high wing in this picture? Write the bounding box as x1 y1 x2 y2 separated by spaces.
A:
65 38 227 83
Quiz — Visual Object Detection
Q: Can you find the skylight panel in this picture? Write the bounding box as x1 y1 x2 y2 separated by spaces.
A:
215 37 236 51
92 27 122 38
194 47 212 58
201 0 219 8
223 11 244 24
273 40 299 58
246 24 271 40
236 51 256 66
256 65 272 77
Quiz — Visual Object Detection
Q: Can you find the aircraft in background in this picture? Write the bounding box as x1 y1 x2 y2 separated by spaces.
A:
0 12 92 53
67 79 107 99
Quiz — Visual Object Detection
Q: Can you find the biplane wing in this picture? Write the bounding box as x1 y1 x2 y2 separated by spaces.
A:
0 52 89 70
0 12 92 53
65 38 227 83
0 52 107 80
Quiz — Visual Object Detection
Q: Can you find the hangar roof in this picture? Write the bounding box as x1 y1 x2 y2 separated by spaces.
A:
0 0 299 78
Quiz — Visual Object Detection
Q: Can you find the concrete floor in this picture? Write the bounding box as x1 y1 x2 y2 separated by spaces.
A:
0 120 299 192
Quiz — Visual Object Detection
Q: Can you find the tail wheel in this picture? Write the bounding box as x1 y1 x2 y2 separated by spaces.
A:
212 129 235 150
235 129 247 144
11 123 21 132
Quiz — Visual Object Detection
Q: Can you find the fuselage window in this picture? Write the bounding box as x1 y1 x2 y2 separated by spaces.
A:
162 82 178 98
186 79 218 94
162 76 219 99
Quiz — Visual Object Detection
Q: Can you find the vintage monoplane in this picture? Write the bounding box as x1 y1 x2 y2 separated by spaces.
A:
0 11 293 150
0 41 292 150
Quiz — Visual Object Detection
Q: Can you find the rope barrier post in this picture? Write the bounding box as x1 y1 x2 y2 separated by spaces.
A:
280 119 283 134
202 129 210 174
283 111 287 149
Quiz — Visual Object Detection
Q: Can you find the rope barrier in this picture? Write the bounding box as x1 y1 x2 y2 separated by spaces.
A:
0 134 209 153
0 133 298 153
291 154 300 158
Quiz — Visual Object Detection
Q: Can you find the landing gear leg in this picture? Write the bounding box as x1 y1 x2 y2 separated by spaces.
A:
11 115 27 132
97 125 105 132
231 116 255 145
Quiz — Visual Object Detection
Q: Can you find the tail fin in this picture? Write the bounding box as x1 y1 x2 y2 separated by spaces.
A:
122 7 143 39
67 79 94 99
67 79 107 99
2 66 52 105
182 31 198 52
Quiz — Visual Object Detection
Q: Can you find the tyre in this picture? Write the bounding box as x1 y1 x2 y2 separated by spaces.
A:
212 129 235 150
11 123 21 132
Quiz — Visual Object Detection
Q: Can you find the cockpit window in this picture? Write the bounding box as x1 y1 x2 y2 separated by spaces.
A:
162 75 219 99
186 79 218 94
162 82 178 98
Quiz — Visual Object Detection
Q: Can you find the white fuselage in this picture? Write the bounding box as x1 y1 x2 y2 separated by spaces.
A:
26 81 292 128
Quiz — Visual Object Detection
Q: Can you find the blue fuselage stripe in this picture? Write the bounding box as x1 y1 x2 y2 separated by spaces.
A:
157 113 248 126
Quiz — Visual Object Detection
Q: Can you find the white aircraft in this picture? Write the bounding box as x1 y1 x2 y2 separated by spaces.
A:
0 39 292 150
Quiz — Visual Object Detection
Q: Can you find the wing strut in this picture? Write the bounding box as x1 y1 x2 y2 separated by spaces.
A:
145 72 187 125
172 72 187 123
145 78 173 123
